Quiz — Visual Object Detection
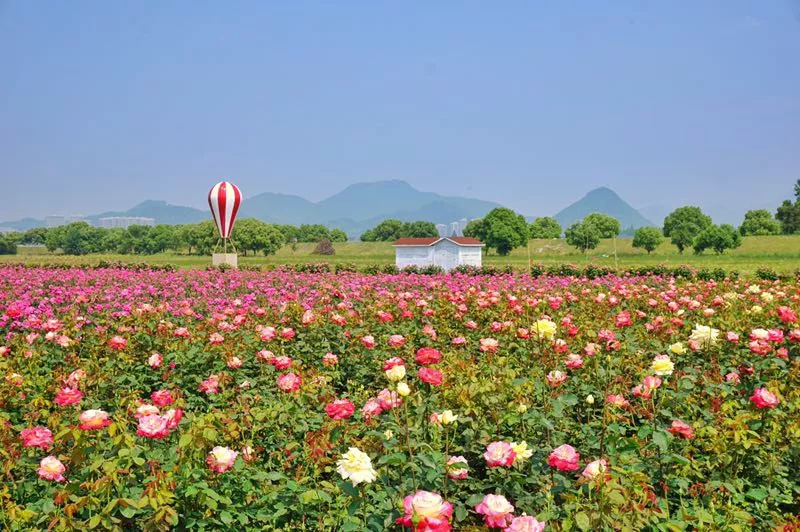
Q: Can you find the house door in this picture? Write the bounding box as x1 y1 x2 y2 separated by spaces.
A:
435 243 457 271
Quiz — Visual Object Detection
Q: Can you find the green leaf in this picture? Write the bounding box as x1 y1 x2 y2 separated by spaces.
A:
575 511 591 530
220 511 234 525
652 431 668 453
745 488 768 502
377 452 407 465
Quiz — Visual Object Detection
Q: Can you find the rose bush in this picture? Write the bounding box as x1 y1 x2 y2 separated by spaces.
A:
0 266 798 530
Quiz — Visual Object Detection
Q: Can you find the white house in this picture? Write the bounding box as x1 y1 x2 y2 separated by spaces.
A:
393 237 483 272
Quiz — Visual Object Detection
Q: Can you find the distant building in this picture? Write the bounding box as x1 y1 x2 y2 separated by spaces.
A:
46 215 87 227
0 227 18 234
393 237 483 272
98 217 155 229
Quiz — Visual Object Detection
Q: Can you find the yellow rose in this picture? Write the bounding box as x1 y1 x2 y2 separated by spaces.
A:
669 342 687 355
396 382 411 396
440 410 458 425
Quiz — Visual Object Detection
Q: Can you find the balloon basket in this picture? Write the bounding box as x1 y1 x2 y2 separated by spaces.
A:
212 253 238 269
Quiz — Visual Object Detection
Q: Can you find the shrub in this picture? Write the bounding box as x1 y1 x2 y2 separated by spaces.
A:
312 239 336 256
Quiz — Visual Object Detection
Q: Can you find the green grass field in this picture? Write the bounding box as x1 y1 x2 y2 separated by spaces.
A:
3 235 799 275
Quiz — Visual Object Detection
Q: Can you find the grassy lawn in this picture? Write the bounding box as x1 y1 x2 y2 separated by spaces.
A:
2 235 799 275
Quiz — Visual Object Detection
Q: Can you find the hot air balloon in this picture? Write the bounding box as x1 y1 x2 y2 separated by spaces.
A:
208 181 242 252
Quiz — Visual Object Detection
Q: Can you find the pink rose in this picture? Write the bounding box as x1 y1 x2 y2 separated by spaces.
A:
108 336 127 350
548 444 580 471
54 387 83 407
322 353 338 366
38 456 66 482
361 335 375 348
415 347 442 366
148 353 163 368
151 389 174 407
277 372 302 393
78 409 112 431
136 414 170 439
21 426 53 450
667 419 694 439
446 456 469 480
750 388 779 409
475 494 515 529
325 399 355 420
484 441 516 468
418 367 443 386
207 446 239 473
505 515 546 532
395 490 453 531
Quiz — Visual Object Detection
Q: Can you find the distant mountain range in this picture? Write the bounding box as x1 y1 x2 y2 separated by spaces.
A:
1 180 658 237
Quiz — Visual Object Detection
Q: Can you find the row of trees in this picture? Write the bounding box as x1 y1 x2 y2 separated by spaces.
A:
460 180 800 256
13 219 349 256
360 220 439 241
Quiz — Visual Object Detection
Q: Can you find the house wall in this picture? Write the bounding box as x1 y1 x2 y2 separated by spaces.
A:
458 246 482 268
395 242 483 271
395 246 433 269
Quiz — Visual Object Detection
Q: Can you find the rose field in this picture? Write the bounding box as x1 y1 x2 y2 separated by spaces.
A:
1 266 799 531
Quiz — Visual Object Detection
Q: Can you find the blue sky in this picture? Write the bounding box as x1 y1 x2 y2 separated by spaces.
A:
1 1 799 224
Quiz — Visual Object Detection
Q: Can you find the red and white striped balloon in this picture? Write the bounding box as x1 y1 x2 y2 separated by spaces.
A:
208 181 242 239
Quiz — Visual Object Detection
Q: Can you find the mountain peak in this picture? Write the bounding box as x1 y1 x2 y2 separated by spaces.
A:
554 187 653 230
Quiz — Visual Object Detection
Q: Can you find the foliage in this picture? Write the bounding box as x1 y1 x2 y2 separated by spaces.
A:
329 229 348 243
582 213 621 238
740 210 781 236
775 200 800 235
663 206 713 253
360 220 438 242
565 221 601 253
528 217 562 239
693 224 743 255
0 234 18 255
234 219 285 256
632 227 664 254
0 268 798 529
471 208 529 255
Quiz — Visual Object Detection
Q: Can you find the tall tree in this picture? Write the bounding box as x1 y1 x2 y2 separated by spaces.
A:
582 213 621 238
693 224 742 254
632 227 663 254
739 210 780 236
476 208 529 255
529 216 562 239
565 221 601 253
663 206 713 253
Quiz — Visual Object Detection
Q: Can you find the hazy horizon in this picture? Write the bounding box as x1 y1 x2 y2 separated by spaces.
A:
2 2 799 223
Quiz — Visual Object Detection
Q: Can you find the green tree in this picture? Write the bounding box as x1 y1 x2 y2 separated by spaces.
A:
478 208 529 255
582 213 621 238
529 217 562 239
370 219 404 241
632 227 664 254
739 209 780 236
329 228 348 242
565 221 601 253
359 229 377 242
693 224 742 254
663 206 713 253
276 224 301 244
21 227 48 245
776 176 800 235
0 234 18 255
463 219 488 241
297 224 330 243
401 221 438 238
60 222 96 255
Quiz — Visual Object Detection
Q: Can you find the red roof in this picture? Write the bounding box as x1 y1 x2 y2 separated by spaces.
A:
393 237 483 246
